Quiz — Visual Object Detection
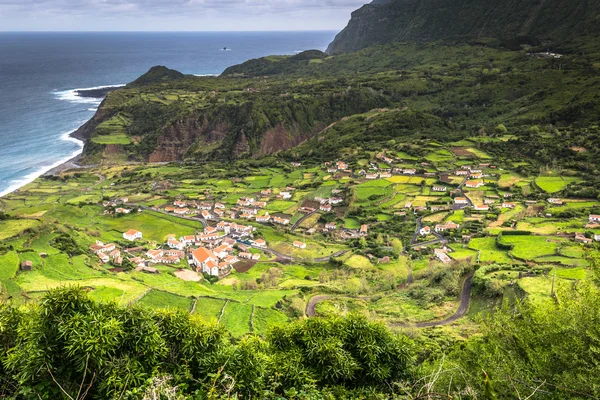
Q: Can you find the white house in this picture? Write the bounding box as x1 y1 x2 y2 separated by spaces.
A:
465 180 485 189
589 215 600 223
320 204 333 212
256 214 271 223
253 239 267 248
280 192 292 200
420 226 431 236
123 230 142 241
432 186 447 192
293 241 307 249
273 216 290 226
192 247 220 276
502 202 517 209
435 222 460 233
167 238 184 251
454 197 469 205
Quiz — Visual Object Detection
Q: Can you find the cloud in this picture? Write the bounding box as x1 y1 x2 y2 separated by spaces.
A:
0 0 367 30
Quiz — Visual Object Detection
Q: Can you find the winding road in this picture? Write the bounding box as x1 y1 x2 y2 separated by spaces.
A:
291 210 317 232
410 216 447 248
306 272 475 328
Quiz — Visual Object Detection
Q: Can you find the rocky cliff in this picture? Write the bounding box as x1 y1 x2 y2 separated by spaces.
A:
76 67 390 163
327 0 600 54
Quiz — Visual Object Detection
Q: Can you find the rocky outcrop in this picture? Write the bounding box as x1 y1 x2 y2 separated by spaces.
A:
326 0 600 54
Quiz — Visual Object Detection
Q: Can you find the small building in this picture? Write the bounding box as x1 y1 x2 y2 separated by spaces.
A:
435 222 460 233
20 261 33 271
502 202 517 209
274 216 290 225
360 224 369 236
575 233 592 245
293 241 307 249
465 180 485 189
256 214 271 223
547 198 564 205
123 229 142 241
589 215 600 223
473 204 490 211
253 239 267 248
432 186 447 192
420 226 431 236
320 204 332 212
454 197 468 205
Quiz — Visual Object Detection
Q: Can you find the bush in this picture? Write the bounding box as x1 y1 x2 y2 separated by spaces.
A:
0 287 416 398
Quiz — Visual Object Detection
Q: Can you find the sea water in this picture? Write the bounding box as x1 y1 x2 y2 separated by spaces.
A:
0 31 336 196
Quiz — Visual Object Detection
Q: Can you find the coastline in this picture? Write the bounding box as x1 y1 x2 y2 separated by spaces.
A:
0 84 125 199
0 133 86 198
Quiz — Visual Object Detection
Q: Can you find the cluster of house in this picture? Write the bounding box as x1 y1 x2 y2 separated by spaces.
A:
155 187 306 227
90 241 122 265
325 161 349 173
420 222 460 236
89 218 270 278
102 197 136 215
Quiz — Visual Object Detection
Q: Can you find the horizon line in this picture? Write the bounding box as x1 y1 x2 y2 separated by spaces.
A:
0 29 339 33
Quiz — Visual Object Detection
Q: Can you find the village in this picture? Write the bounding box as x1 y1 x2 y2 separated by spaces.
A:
89 150 600 278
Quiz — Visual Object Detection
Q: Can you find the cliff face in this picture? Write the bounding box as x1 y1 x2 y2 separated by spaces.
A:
327 0 600 54
78 69 390 164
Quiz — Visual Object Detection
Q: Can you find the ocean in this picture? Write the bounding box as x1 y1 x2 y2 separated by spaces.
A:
0 31 337 197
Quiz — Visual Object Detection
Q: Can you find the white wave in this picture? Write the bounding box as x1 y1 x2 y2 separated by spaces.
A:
0 128 85 198
54 84 125 105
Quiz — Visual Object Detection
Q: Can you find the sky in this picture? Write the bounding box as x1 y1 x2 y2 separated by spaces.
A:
0 0 370 31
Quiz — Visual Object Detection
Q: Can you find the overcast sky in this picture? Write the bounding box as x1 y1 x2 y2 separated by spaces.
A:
0 0 369 31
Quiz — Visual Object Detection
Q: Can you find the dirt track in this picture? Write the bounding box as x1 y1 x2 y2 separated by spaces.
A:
306 272 475 328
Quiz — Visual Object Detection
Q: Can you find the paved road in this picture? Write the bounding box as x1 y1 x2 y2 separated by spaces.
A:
291 210 317 232
393 272 474 328
457 176 474 207
410 216 447 248
306 272 475 328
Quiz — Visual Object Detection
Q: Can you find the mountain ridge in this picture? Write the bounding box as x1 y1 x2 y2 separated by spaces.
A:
326 0 600 54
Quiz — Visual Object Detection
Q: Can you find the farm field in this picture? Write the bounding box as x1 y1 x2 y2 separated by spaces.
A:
0 134 597 338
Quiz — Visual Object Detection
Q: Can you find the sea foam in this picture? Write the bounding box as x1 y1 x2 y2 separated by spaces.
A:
0 128 85 197
54 84 125 105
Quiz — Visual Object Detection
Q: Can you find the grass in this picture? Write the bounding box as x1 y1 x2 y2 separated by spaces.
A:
501 235 566 261
220 302 253 337
535 176 581 193
468 237 512 264
193 297 227 322
0 220 41 240
253 308 289 334
0 252 20 287
91 134 131 145
138 290 193 311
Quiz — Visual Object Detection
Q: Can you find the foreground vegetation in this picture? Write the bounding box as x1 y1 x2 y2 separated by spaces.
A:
1 284 599 399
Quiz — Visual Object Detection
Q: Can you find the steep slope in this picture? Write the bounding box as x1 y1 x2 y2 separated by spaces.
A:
327 0 600 54
74 68 390 163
